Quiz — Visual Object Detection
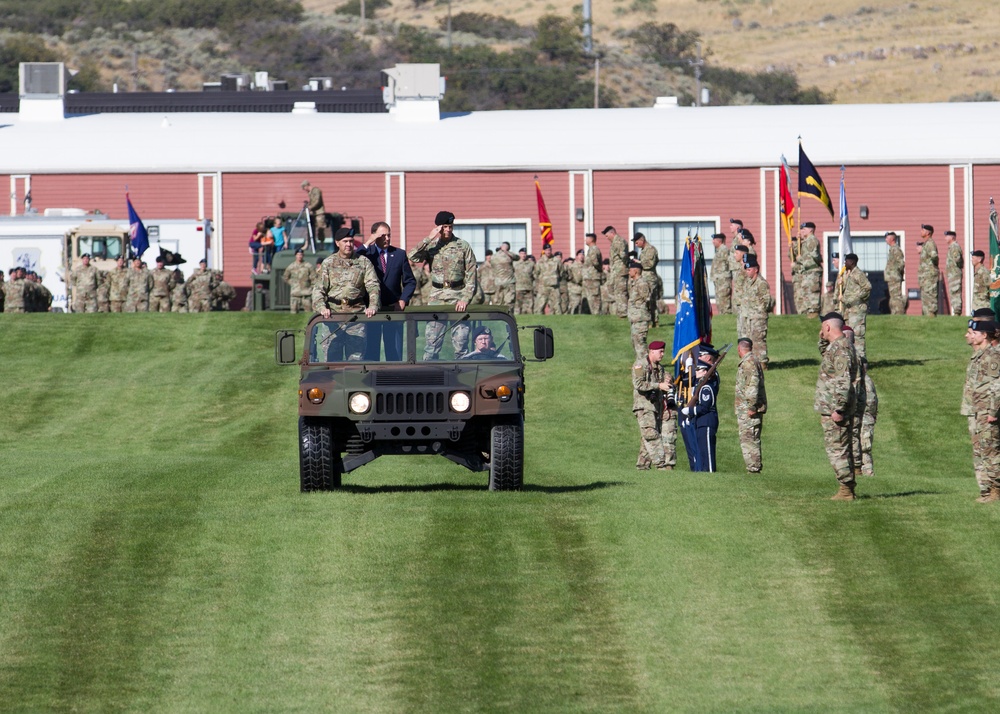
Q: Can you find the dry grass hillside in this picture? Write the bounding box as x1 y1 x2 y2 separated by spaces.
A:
303 0 1000 104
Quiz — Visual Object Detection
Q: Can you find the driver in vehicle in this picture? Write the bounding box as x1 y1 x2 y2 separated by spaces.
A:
461 326 508 360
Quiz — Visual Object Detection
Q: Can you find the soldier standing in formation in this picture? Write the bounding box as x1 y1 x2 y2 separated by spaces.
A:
962 317 1000 502
170 269 188 312
792 221 823 318
634 232 661 326
815 312 860 501
582 232 603 314
312 228 381 361
125 258 152 312
513 248 534 314
107 257 130 312
917 223 939 316
70 253 100 313
741 254 773 368
407 211 478 360
732 244 750 335
945 230 964 315
283 248 315 314
186 259 216 313
971 250 990 312
603 225 629 318
631 340 675 471
535 243 562 314
478 249 496 305
884 231 906 315
490 242 517 307
837 253 872 360
710 233 733 315
567 250 585 314
301 180 326 248
627 260 652 361
2 267 39 312
149 255 176 313
734 337 767 473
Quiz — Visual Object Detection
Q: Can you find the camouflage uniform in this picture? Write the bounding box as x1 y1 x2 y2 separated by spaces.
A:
918 238 939 316
557 259 570 314
407 233 477 360
792 233 823 317
839 266 872 360
149 266 175 313
961 340 1000 498
638 242 660 325
632 356 676 470
513 259 535 315
607 234 629 317
567 259 584 314
711 242 733 314
125 266 152 313
535 252 562 314
312 253 381 361
815 334 859 489
885 243 906 315
859 362 878 476
70 263 100 313
108 266 131 313
741 274 772 366
491 249 517 306
409 264 428 307
2 275 30 313
973 262 990 313
186 267 215 313
478 259 496 305
582 244 603 314
946 239 964 315
211 275 236 311
732 259 748 336
628 276 652 361
307 186 326 246
734 349 767 472
33 279 53 312
170 272 188 313
283 260 316 314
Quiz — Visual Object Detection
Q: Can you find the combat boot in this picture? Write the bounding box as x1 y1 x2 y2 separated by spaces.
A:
831 483 856 501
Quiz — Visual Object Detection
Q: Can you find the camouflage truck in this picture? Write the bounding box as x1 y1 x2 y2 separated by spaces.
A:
275 305 554 491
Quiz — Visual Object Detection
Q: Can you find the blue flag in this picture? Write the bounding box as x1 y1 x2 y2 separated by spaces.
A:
672 235 704 365
127 193 149 259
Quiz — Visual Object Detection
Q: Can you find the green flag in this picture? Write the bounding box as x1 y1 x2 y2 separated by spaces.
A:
990 198 1000 318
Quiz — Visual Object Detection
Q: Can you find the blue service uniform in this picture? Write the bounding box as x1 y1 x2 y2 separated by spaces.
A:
680 372 720 472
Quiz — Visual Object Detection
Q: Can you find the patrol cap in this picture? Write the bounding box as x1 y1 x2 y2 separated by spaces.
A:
969 319 996 333
435 211 455 225
744 254 759 268
820 311 845 322
971 249 985 258
729 218 743 227
648 340 666 351
802 221 816 229
921 223 934 232
334 227 354 241
601 225 616 235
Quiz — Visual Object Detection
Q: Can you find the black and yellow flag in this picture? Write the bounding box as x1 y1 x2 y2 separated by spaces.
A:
798 143 834 218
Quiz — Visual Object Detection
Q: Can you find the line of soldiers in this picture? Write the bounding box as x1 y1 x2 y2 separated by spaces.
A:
0 267 52 313
62 254 235 313
962 308 1000 502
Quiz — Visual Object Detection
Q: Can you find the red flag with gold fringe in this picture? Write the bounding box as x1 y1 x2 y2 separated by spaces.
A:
535 180 554 247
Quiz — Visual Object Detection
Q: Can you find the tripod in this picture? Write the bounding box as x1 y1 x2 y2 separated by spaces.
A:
294 200 315 252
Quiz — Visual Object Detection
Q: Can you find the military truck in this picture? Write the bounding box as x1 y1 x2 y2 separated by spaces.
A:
275 306 554 491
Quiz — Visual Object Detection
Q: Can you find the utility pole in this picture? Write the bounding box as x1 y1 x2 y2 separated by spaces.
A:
447 0 453 52
583 0 592 55
691 42 704 106
594 58 600 109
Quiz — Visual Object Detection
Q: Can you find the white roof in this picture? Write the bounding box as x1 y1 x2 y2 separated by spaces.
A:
3 100 1000 174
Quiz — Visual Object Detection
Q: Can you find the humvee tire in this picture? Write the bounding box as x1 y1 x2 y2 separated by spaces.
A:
299 417 342 491
488 417 524 491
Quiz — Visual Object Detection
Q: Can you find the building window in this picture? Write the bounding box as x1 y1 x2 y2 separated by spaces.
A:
454 220 530 262
631 218 720 299
825 232 891 314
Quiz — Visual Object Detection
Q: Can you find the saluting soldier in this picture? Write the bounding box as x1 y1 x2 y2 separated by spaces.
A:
70 253 101 313
971 250 990 313
734 337 767 473
884 232 906 315
815 312 859 501
632 340 676 471
838 253 872 360
945 230 964 315
312 228 381 361
917 224 940 316
407 211 477 360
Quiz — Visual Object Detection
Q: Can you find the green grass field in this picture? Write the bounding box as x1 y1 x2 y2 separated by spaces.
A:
2 312 998 712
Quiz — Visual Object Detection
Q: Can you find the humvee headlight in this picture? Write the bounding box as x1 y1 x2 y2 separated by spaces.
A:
450 391 471 413
496 385 512 401
349 392 371 414
307 387 325 404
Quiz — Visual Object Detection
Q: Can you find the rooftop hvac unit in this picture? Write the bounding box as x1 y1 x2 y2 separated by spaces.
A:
221 73 251 91
20 62 66 96
309 77 333 92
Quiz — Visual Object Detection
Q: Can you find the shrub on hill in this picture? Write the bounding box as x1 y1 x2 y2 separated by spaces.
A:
442 13 531 41
0 33 101 92
703 65 832 105
335 0 391 17
630 21 702 67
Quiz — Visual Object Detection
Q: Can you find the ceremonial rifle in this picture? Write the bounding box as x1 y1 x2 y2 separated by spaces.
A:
684 343 733 409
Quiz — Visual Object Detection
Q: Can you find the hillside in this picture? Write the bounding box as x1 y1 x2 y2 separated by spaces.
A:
304 0 1000 105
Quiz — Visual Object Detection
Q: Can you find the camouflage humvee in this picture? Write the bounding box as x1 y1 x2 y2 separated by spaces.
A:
276 305 554 491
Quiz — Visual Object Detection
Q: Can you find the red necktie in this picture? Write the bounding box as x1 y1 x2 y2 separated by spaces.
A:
380 250 387 273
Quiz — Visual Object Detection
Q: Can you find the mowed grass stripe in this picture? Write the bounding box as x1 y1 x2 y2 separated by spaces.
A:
3 312 1000 711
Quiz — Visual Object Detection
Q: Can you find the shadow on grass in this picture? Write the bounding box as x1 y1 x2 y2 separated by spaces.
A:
858 490 945 499
336 480 631 494
767 358 818 370
870 358 933 368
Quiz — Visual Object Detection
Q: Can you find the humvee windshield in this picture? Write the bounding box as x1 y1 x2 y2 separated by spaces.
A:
78 235 125 260
309 314 517 364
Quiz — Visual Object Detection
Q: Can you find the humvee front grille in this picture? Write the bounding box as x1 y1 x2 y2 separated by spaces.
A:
375 371 446 386
375 391 447 416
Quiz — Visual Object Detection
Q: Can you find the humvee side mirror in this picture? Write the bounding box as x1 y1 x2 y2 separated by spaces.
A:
275 330 298 365
533 327 554 361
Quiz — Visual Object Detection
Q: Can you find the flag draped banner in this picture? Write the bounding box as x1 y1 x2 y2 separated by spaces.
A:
838 171 852 268
989 198 1000 318
798 143 834 218
535 180 554 247
779 155 796 242
672 234 711 366
127 193 150 259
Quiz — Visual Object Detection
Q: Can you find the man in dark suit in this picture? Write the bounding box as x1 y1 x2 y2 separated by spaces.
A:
361 221 416 361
